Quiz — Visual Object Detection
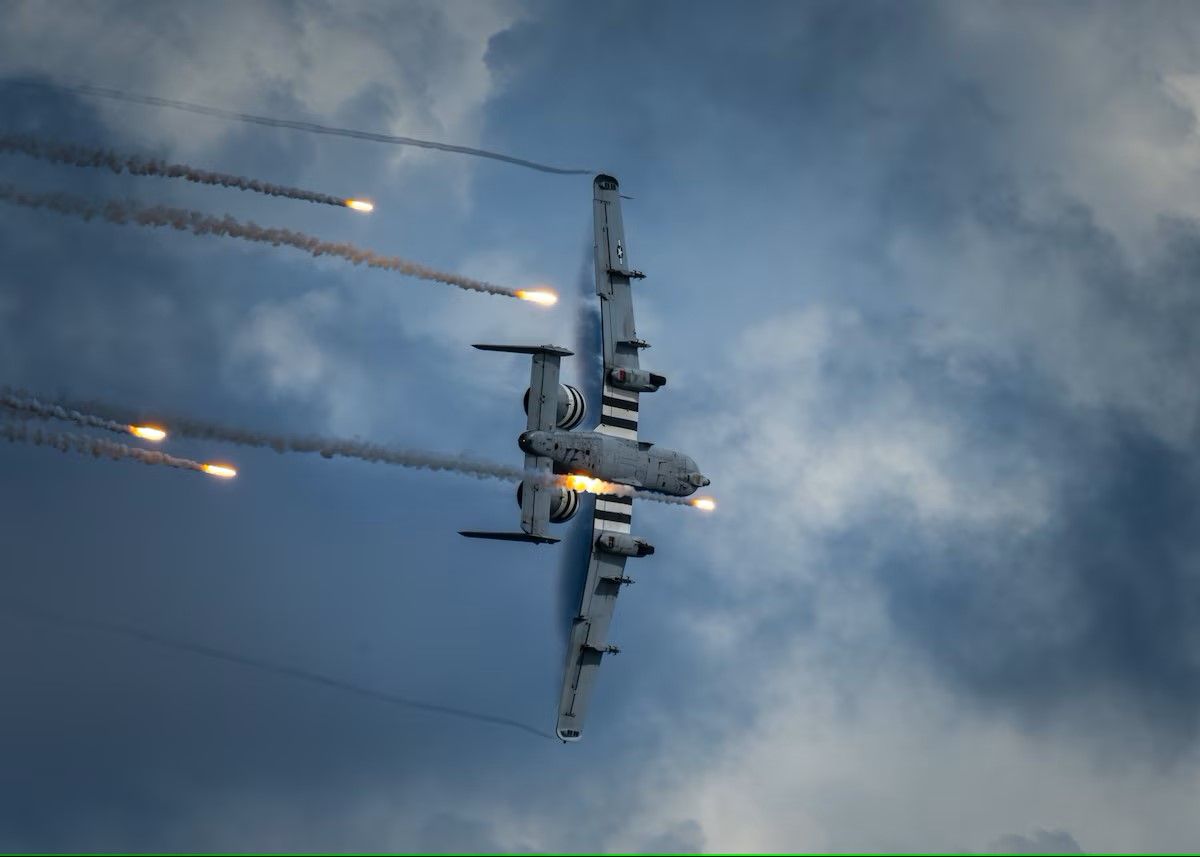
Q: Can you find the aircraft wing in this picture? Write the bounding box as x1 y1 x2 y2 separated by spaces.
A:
593 174 642 441
555 492 634 741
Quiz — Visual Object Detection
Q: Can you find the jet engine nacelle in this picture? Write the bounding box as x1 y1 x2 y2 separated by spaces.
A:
524 383 587 430
596 532 655 557
516 482 580 523
608 367 666 393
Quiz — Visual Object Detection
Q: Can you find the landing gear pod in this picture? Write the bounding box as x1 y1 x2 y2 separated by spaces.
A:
595 532 655 557
608 367 666 393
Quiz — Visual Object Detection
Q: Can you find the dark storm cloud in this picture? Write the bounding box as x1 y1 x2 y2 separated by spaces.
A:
845 179 1200 746
877 406 1200 743
486 0 1200 751
5 0 1200 851
987 829 1083 854
0 37 574 853
4 605 555 741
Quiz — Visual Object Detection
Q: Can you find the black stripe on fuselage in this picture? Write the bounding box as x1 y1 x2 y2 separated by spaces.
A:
602 395 639 412
600 415 638 431
594 509 633 524
598 494 633 505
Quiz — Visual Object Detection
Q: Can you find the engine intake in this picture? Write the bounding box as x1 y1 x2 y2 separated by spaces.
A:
524 383 587 430
516 483 580 523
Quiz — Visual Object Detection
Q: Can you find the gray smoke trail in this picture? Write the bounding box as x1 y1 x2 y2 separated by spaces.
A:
145 413 698 504
5 604 555 741
12 79 594 176
0 421 210 474
0 183 520 298
173 416 531 482
58 396 699 506
1 389 139 438
0 132 353 208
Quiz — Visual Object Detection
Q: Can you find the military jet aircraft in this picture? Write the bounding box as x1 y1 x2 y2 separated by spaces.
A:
460 174 710 742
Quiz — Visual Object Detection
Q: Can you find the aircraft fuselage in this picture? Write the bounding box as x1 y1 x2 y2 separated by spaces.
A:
519 429 709 496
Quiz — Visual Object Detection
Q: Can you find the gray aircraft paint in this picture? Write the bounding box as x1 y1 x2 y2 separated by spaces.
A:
462 175 709 741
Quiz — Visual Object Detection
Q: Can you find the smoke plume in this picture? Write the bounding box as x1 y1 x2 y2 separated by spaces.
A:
0 183 520 298
0 133 353 208
2 390 133 437
0 421 209 474
58 397 698 505
12 79 594 176
5 604 556 741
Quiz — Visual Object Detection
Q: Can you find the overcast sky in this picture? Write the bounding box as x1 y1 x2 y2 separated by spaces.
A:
3 1 1200 852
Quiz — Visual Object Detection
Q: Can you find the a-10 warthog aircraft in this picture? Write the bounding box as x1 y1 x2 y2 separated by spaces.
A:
461 174 710 742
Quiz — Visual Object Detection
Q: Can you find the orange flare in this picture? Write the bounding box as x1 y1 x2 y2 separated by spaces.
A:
345 199 375 213
562 473 623 496
515 288 558 306
691 497 717 511
128 425 166 442
201 463 237 479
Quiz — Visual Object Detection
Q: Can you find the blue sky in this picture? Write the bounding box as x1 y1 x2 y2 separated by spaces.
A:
3 1 1200 851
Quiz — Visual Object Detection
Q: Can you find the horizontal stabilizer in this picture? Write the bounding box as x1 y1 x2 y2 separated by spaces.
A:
472 344 573 356
459 531 560 545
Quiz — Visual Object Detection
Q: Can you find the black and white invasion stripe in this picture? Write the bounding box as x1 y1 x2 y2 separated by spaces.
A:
593 493 633 534
597 383 639 439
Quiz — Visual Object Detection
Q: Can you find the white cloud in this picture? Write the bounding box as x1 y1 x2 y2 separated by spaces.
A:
226 289 375 435
675 305 1053 594
0 0 516 169
627 649 1200 853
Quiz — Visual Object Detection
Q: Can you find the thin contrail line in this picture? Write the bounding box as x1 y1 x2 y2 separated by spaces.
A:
10 79 595 176
6 605 557 741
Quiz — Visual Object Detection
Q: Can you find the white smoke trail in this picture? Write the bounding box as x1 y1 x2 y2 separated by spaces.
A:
148 415 696 504
0 421 208 474
11 80 594 176
0 184 520 298
0 133 352 208
1 390 133 437
58 397 698 506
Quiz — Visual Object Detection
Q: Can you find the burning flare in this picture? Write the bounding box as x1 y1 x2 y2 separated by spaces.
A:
562 473 623 495
128 425 166 442
516 288 558 307
691 497 717 511
345 198 374 213
201 463 237 479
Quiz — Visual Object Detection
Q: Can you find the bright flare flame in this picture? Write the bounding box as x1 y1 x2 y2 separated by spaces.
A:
562 473 623 496
345 199 375 213
128 425 166 442
201 463 238 479
692 497 717 511
515 288 558 306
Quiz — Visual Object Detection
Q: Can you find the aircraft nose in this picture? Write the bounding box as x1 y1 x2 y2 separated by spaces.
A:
518 431 535 454
700 475 711 487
